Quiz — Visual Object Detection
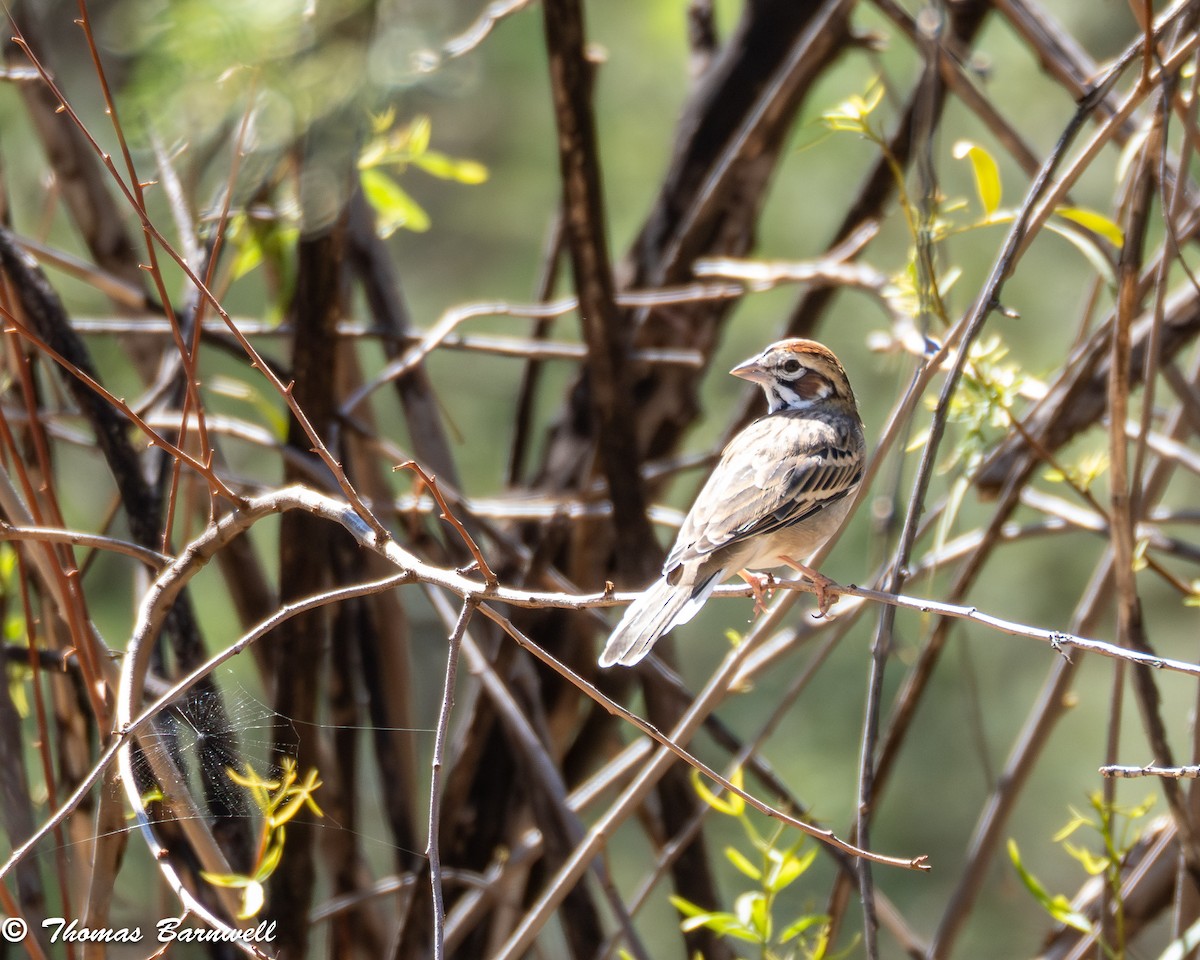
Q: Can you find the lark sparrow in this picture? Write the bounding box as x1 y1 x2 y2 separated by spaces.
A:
599 338 865 667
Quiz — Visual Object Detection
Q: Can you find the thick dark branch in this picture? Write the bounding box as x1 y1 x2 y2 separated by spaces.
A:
541 0 655 578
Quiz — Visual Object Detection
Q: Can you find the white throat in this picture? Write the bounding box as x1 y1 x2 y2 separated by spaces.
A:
765 381 827 413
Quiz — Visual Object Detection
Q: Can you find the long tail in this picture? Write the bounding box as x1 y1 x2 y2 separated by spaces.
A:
599 570 722 667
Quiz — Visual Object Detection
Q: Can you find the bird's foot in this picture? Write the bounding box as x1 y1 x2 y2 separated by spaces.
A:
738 569 775 615
780 557 840 618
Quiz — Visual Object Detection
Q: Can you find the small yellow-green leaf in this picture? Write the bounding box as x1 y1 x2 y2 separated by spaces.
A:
139 786 165 806
905 427 931 454
1062 841 1109 876
269 787 313 829
1047 895 1093 933
1008 839 1048 900
668 895 707 919
1132 537 1150 572
6 666 28 717
360 168 430 236
1054 207 1125 248
229 228 263 281
725 846 762 881
690 767 744 816
297 767 326 817
1051 809 1095 843
679 914 719 933
735 891 771 942
253 835 286 884
860 79 885 115
208 374 289 441
226 762 278 809
952 140 1002 216
820 79 884 134
766 845 817 892
413 151 489 184
1009 839 1094 933
200 870 253 889
370 106 396 135
1121 793 1156 820
408 115 432 157
1045 220 1117 287
779 914 830 944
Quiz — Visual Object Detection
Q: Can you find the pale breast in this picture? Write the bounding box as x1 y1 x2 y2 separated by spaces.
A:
735 489 856 570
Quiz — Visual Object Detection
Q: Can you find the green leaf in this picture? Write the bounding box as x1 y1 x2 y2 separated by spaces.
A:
691 767 745 816
138 786 165 807
227 213 263 280
668 895 707 919
200 870 254 889
779 914 830 944
1062 841 1109 876
765 845 817 892
677 908 758 943
820 78 884 135
413 151 489 184
679 912 721 932
1132 537 1150 572
408 115 432 157
1054 206 1125 248
360 168 431 236
208 374 288 441
1008 839 1092 933
904 426 931 456
725 846 762 880
253 834 285 883
1044 219 1117 287
369 106 396 135
1122 794 1156 820
952 140 1002 216
1008 839 1047 895
735 891 771 942
1051 808 1096 843
1047 898 1092 933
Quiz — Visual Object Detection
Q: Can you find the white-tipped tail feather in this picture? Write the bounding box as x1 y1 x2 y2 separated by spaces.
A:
598 571 722 667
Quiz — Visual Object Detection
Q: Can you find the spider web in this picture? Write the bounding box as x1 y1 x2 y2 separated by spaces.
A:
51 663 436 877
128 670 298 825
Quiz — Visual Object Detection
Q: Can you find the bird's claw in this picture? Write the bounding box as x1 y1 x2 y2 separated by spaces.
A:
739 570 775 615
809 575 840 619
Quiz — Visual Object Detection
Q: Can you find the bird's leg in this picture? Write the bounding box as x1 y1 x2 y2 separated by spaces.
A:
737 569 774 615
780 556 839 618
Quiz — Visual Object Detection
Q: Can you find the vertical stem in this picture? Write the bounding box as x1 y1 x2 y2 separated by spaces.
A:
857 6 944 955
428 601 476 960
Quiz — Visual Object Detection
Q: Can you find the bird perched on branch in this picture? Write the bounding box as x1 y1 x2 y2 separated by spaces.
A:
599 338 865 668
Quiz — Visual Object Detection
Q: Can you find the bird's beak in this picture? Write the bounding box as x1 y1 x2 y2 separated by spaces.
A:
730 355 768 384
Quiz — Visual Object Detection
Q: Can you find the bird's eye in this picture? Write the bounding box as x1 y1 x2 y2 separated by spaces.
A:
782 358 802 375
